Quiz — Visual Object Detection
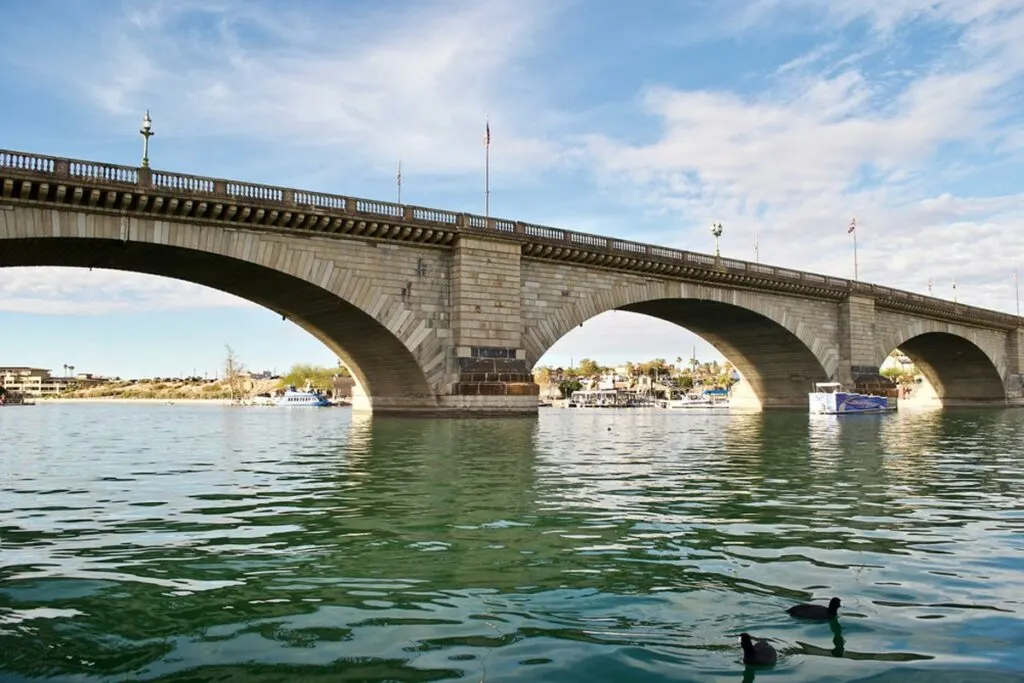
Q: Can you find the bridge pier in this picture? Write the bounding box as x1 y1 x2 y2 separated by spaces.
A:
351 234 539 416
441 234 538 415
351 372 538 417
836 294 877 388
1005 329 1024 405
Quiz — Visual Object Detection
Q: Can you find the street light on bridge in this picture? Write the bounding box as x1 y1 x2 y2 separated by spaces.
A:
140 110 154 168
710 221 724 258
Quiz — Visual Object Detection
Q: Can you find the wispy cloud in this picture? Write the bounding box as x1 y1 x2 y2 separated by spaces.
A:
0 267 250 315
578 1 1024 304
32 0 568 180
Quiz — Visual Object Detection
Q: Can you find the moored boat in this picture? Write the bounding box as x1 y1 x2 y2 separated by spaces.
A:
275 385 333 407
809 382 895 415
660 389 729 410
0 390 34 407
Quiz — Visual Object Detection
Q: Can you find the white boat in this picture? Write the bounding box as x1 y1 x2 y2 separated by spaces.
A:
275 385 332 407
661 390 729 410
809 382 895 415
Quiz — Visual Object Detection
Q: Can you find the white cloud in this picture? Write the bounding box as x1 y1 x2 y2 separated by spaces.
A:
47 0 568 179
541 1 1024 365
0 268 250 315
579 1 1024 318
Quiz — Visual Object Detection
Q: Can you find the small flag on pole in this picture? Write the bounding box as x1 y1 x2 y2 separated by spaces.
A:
396 158 402 204
848 218 856 234
484 117 491 217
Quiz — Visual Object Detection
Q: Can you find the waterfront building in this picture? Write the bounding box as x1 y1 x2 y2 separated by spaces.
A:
0 367 107 397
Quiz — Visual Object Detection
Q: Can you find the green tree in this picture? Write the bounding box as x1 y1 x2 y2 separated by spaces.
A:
281 364 339 391
558 379 583 399
577 358 603 379
881 366 916 383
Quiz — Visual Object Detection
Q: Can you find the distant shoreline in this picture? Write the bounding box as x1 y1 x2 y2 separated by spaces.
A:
39 397 234 405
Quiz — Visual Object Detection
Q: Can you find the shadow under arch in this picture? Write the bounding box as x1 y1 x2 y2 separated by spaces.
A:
893 332 1005 404
615 299 830 408
0 237 434 405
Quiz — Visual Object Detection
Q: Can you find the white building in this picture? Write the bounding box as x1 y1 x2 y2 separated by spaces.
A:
0 367 105 397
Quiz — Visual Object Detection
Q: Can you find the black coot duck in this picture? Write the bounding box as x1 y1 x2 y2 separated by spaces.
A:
739 633 777 666
786 596 841 620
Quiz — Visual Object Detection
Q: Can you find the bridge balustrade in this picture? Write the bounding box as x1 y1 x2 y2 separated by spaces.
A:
2 147 1021 329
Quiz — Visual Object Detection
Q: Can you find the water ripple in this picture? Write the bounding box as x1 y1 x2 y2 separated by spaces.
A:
1 404 1022 681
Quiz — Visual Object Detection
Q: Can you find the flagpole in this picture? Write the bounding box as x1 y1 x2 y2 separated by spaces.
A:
484 116 491 217
754 230 759 264
1016 269 1020 317
397 158 402 205
849 218 858 280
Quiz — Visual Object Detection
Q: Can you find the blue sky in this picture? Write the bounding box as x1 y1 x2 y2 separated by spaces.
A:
2 0 1024 379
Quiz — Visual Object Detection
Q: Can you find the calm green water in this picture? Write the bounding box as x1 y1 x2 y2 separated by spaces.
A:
1 405 1022 682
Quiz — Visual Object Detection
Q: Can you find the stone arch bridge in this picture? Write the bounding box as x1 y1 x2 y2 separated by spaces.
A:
2 149 1022 415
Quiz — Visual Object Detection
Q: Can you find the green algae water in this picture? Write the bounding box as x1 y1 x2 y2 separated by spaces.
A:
1 404 1022 682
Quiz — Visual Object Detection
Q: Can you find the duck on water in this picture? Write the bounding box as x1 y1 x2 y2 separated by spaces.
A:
739 633 777 666
786 596 842 620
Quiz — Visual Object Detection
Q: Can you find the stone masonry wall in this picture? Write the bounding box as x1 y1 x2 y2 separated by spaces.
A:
1 206 452 406
444 235 537 410
521 258 843 376
837 295 878 384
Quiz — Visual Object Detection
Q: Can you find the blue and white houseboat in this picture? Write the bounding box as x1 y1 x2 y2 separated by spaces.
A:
809 382 896 415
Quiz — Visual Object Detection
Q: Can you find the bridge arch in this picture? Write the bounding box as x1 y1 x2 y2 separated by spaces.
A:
0 207 447 412
525 279 836 409
875 318 1007 404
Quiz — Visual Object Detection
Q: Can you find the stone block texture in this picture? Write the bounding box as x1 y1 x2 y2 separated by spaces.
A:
2 204 1018 412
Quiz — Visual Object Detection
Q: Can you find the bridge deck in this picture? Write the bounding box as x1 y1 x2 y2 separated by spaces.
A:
1 148 1018 330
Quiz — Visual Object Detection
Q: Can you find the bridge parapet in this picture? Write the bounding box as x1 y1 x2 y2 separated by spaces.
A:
2 147 1020 331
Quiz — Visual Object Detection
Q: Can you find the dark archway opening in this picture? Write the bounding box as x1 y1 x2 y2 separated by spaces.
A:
890 332 1005 405
0 237 434 405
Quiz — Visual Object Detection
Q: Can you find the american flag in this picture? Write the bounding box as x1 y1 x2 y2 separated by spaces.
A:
396 159 402 185
848 218 856 234
484 120 491 147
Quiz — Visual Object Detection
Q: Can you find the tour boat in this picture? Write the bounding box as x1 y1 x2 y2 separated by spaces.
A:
275 386 333 407
662 395 715 409
660 389 729 410
809 382 895 415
